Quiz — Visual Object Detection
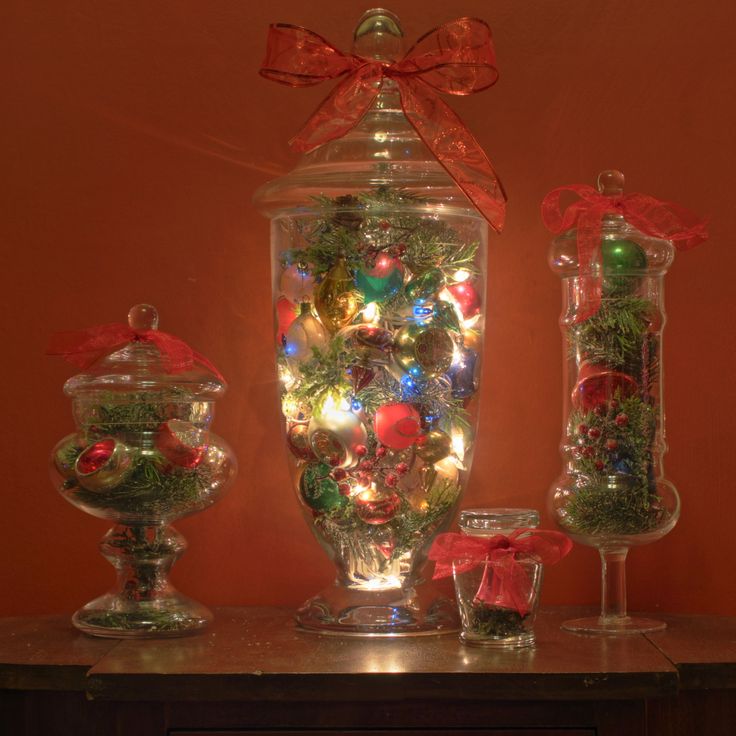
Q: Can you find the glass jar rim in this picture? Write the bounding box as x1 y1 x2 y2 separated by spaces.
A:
459 508 540 533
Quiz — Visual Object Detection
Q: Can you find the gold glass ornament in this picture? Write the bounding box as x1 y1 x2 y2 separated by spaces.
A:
315 257 361 333
395 323 455 379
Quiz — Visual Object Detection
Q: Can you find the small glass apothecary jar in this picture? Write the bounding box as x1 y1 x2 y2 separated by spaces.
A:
49 304 237 638
453 508 542 648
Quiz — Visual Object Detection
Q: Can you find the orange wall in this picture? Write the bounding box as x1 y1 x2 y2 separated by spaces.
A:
1 0 733 617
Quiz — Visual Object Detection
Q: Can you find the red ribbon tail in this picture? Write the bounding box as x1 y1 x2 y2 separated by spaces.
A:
397 76 506 232
46 324 133 369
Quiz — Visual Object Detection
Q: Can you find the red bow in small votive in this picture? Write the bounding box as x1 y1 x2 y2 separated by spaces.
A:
541 184 708 322
46 323 225 382
259 18 506 232
429 529 572 616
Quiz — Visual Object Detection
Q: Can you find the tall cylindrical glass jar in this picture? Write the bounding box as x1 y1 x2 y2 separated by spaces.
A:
254 11 494 635
547 171 679 633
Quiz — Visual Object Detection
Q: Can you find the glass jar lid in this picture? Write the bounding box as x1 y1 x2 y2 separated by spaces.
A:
62 304 225 400
459 508 540 535
253 9 477 219
548 169 675 277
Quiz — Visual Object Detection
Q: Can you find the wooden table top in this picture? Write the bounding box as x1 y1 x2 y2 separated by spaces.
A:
1 607 734 703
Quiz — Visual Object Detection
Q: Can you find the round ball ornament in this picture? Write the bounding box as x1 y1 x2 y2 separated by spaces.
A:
299 462 347 513
374 403 422 450
52 434 85 479
601 239 647 296
415 429 453 464
156 420 207 468
395 323 454 379
572 361 638 411
279 262 315 303
315 257 361 333
75 438 133 492
355 490 401 525
446 281 481 319
276 297 298 347
286 422 317 461
308 409 368 469
355 254 404 302
447 347 480 399
284 302 328 371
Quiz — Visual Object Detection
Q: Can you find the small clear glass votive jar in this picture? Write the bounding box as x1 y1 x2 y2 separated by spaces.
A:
453 508 542 648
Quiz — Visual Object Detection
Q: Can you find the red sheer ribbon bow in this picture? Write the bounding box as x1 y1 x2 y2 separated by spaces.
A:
47 323 225 381
259 18 506 232
430 529 572 615
541 185 708 322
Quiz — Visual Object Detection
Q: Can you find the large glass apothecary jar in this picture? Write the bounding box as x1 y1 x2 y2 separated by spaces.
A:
254 10 499 635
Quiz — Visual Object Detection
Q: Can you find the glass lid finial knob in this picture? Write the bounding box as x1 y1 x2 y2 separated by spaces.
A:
352 8 404 61
128 304 159 331
597 169 625 197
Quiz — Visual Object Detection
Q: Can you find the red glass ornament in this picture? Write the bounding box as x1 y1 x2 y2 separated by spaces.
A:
447 281 481 318
156 420 207 468
355 490 401 525
572 362 638 411
350 364 375 392
276 296 298 346
286 422 317 461
77 439 115 474
374 403 422 450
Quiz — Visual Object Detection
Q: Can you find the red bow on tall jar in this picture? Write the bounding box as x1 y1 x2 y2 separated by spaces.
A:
47 323 225 381
430 529 572 616
541 180 708 322
259 18 506 232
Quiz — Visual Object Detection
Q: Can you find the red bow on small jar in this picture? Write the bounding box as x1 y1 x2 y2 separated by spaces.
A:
47 321 224 381
429 529 572 616
259 17 506 232
541 174 708 322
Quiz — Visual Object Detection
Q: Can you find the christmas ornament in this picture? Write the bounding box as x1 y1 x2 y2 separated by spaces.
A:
432 300 461 333
75 438 133 492
315 257 361 332
601 239 647 295
276 297 299 347
546 169 707 635
284 302 328 370
344 324 393 364
280 262 315 303
405 268 443 303
571 361 638 411
374 403 422 450
355 254 404 302
286 422 317 461
48 304 236 638
156 420 207 469
308 408 368 468
299 462 347 513
394 323 454 379
447 281 481 319
447 347 480 399
415 429 453 464
349 364 375 392
52 434 85 479
355 489 401 525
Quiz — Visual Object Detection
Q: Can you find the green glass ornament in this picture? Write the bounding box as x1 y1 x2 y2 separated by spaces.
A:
355 254 404 303
299 462 347 513
601 239 647 296
405 268 443 303
432 301 461 333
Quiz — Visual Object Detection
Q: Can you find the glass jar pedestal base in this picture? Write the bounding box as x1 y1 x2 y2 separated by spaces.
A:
72 592 212 639
561 615 666 635
71 523 212 638
296 582 460 637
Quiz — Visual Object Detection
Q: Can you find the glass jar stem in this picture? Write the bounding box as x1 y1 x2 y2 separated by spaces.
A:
599 546 629 623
